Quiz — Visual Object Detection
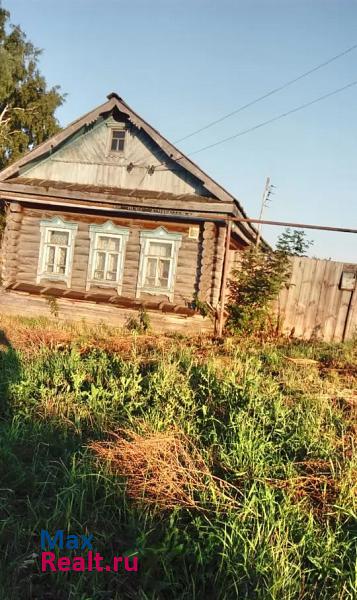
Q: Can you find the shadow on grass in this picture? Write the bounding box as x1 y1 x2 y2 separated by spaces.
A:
0 329 21 418
0 334 156 600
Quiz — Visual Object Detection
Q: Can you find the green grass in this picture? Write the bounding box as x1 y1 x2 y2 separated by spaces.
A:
0 318 356 599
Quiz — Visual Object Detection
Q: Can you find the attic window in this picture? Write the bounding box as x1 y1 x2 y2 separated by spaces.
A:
110 129 125 153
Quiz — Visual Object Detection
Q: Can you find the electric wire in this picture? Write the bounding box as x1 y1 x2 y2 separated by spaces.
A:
173 41 357 144
155 77 357 166
131 41 357 167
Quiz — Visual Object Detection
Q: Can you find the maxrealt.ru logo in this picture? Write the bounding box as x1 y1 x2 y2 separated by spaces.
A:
40 530 138 573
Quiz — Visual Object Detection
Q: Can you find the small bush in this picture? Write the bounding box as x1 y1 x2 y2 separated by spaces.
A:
44 294 59 318
125 307 151 333
226 229 313 335
226 246 291 334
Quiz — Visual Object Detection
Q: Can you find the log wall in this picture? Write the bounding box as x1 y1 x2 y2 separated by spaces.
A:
1 202 23 286
1 206 226 316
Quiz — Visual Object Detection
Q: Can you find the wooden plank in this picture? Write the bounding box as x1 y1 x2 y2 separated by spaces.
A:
327 262 345 342
318 261 340 341
345 285 357 339
312 260 333 341
333 287 352 342
0 183 233 215
303 258 327 339
293 258 317 338
281 256 305 335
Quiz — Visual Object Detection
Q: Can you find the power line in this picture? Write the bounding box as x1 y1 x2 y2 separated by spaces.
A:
132 42 357 169
163 78 357 162
173 41 357 144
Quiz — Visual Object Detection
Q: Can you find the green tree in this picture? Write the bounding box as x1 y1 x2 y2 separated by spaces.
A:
226 229 314 334
276 228 313 256
226 246 291 334
0 6 64 169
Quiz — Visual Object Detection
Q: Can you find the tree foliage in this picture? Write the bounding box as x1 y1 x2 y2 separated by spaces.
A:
0 7 64 169
276 227 313 256
226 246 291 334
226 230 314 334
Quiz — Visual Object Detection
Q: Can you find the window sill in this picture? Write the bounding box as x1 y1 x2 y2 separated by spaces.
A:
86 280 123 294
37 274 69 285
137 286 174 301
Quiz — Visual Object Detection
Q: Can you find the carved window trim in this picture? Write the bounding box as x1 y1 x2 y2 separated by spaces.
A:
136 227 182 302
86 221 130 294
37 216 78 287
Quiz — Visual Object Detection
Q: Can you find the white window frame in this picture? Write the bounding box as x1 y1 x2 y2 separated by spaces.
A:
37 216 78 287
110 129 126 153
86 221 130 294
106 118 126 157
136 227 182 302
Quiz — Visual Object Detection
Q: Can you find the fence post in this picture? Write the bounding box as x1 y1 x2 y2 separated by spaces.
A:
217 219 232 337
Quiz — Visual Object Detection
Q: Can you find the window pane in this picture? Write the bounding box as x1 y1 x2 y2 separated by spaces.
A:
95 252 106 274
145 257 157 286
98 236 120 252
112 130 125 140
144 257 171 288
107 253 118 275
111 130 125 152
58 247 67 267
106 271 117 281
148 242 172 257
145 275 156 286
56 247 67 274
49 230 69 245
158 259 170 287
98 236 108 250
93 239 121 283
147 258 157 277
108 238 120 252
46 246 55 272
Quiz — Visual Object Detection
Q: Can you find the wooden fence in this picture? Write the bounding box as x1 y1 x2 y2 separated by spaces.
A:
277 257 357 342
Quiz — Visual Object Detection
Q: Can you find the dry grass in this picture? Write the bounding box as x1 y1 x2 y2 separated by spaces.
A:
90 429 356 516
264 459 357 515
90 427 241 511
0 323 72 354
0 314 73 353
0 313 216 359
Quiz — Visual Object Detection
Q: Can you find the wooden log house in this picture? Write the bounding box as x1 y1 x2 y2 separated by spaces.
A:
0 93 258 332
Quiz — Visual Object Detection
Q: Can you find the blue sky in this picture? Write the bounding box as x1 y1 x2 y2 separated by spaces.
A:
5 0 357 261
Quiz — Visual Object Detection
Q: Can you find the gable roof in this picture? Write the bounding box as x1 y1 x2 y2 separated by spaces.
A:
0 92 259 243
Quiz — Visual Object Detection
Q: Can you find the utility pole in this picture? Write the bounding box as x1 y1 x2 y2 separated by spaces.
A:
256 177 274 246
